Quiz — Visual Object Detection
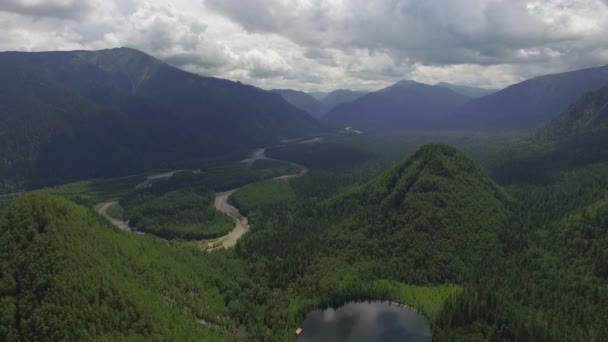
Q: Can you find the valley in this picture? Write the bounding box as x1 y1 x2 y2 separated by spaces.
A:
89 146 309 251
2 44 608 342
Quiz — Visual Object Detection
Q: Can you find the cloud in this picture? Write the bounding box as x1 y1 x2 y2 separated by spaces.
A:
0 0 91 19
241 49 292 78
205 0 607 68
102 2 234 74
1 0 608 91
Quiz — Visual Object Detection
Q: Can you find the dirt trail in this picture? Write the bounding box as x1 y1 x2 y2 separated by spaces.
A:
94 200 131 231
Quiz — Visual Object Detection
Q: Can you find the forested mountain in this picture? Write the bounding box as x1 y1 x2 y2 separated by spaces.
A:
323 80 471 132
492 86 608 184
321 89 367 111
435 82 497 98
270 89 327 118
0 48 321 192
324 144 512 283
0 145 509 341
0 193 240 341
538 86 608 141
239 144 512 292
448 64 608 130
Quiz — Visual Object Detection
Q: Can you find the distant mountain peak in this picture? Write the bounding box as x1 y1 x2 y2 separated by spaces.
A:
447 64 608 130
393 80 426 88
434 82 498 98
323 80 471 131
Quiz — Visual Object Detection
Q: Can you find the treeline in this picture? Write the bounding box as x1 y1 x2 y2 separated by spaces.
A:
117 160 301 240
0 193 240 341
121 189 233 239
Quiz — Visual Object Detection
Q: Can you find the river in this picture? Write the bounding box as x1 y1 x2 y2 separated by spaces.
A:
95 147 307 251
202 147 307 250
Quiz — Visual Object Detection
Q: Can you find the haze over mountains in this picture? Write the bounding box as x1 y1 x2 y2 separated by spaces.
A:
323 80 472 131
434 83 497 98
270 89 327 118
2 46 608 193
447 64 608 130
0 48 321 191
318 65 608 133
271 88 367 118
494 85 608 185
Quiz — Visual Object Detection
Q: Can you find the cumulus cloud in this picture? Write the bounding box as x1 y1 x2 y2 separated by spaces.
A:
1 0 608 91
102 2 234 73
205 0 608 67
0 0 91 19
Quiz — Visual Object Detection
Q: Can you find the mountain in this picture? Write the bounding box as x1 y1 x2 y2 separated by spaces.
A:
308 91 330 100
491 86 608 184
0 193 238 340
270 89 328 118
0 48 321 192
273 89 368 117
326 144 512 283
321 89 367 111
323 80 471 132
448 64 608 130
538 86 608 141
435 82 497 98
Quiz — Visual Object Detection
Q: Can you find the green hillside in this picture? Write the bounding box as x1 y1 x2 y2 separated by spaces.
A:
0 48 321 193
492 86 608 185
325 144 513 283
0 193 239 341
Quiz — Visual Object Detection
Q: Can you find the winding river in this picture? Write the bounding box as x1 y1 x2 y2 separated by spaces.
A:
201 148 307 250
95 147 307 251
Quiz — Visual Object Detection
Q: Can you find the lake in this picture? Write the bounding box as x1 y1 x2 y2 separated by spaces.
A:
297 301 431 342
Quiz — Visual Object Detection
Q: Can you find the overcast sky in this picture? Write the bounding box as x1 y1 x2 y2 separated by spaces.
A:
2 0 608 91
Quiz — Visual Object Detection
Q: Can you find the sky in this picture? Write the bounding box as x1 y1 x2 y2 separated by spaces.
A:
2 0 608 92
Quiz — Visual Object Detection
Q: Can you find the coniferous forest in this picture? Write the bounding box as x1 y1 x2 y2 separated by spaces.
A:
2 34 608 342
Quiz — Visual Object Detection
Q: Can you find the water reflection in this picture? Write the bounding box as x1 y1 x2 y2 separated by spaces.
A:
297 301 431 342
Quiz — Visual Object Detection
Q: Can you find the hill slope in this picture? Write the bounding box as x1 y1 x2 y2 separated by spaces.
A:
0 193 238 340
322 144 513 283
491 86 608 185
323 81 471 132
321 89 367 111
270 88 327 118
435 82 497 98
448 64 608 130
0 48 321 192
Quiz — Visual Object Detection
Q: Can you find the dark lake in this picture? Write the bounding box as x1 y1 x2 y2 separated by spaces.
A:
296 301 431 342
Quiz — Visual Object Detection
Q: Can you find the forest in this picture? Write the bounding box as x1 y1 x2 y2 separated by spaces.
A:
2 87 608 341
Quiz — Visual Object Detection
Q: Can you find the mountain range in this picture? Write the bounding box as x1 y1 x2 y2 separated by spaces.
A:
492 86 608 184
323 80 471 131
435 82 497 98
272 88 367 118
270 89 327 118
447 64 608 130
319 65 608 132
0 48 321 191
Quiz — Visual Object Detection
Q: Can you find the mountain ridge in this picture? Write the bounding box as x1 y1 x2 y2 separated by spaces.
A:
0 47 321 192
447 64 608 130
323 81 471 131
